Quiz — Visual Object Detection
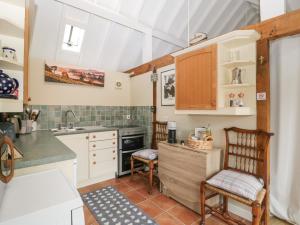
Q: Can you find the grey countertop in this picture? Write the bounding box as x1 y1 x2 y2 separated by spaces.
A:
13 126 117 169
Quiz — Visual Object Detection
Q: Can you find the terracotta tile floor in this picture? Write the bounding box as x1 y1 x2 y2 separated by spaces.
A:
78 175 290 225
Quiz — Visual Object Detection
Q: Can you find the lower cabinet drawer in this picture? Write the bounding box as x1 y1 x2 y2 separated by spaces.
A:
89 148 117 163
89 160 117 179
89 139 117 150
89 131 117 141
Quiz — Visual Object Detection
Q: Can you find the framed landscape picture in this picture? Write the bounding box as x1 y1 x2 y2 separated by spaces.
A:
161 69 175 106
45 62 105 87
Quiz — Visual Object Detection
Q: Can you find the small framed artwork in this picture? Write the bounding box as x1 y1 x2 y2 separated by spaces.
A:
161 69 175 106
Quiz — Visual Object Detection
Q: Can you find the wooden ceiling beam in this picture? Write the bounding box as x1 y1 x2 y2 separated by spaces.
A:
127 9 300 77
124 54 174 76
242 8 300 40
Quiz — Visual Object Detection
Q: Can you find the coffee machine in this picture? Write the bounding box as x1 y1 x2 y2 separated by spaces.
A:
167 121 177 144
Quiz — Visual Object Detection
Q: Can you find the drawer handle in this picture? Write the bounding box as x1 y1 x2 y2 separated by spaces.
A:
113 142 115 145
113 157 116 160
86 136 89 140
93 135 96 138
93 153 96 157
93 161 96 165
93 144 96 148
113 150 116 153
113 133 116 136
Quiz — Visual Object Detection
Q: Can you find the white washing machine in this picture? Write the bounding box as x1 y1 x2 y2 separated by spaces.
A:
0 169 84 225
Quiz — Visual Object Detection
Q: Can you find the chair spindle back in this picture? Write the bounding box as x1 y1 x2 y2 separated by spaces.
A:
152 121 168 149
224 127 273 184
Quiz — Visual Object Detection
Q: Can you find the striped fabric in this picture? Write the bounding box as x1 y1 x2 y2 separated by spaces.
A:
207 170 264 201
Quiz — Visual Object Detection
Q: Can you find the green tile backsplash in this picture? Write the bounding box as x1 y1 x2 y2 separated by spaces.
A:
29 105 153 147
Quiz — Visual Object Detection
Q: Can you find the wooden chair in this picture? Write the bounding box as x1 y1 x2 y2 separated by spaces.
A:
130 121 167 194
200 127 273 225
0 134 15 183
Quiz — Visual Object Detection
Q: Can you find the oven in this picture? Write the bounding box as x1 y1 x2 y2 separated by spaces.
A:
118 132 145 176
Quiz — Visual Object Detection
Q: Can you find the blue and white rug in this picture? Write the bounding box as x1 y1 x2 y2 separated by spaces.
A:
81 186 158 225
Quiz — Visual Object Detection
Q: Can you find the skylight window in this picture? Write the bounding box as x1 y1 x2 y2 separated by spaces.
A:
62 24 85 52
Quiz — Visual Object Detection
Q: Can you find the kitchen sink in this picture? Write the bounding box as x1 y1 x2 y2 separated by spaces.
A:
51 127 86 134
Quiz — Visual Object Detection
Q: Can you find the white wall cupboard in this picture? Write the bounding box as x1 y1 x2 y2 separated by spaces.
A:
57 130 118 188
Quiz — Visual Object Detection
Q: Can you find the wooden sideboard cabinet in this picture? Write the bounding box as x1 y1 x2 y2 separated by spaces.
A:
175 44 217 110
158 142 222 213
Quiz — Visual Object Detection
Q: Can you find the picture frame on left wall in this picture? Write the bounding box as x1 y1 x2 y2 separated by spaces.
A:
44 62 105 87
161 69 175 106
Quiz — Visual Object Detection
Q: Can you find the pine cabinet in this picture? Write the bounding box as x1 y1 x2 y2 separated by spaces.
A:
175 45 217 110
158 142 222 212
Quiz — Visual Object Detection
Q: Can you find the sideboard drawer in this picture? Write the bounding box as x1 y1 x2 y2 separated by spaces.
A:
89 131 117 141
89 139 117 150
89 148 117 163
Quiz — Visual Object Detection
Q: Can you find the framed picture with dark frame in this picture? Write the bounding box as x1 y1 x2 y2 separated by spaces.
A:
161 69 175 106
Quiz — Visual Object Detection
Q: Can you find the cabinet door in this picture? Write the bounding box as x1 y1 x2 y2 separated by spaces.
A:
176 45 217 110
89 148 117 179
56 134 89 185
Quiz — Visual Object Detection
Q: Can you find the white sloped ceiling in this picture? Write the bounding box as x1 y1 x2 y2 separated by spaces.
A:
30 0 261 72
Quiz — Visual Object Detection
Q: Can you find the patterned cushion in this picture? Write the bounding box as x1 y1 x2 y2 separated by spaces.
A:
132 149 158 160
207 170 264 201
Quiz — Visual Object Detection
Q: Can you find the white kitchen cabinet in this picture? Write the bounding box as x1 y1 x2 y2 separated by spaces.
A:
0 170 84 225
89 148 117 179
56 134 89 186
15 159 76 187
56 131 118 188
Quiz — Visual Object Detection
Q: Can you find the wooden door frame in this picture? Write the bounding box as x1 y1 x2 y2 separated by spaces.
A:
242 9 300 225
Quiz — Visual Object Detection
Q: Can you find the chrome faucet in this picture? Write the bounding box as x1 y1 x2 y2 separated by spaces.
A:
64 110 79 128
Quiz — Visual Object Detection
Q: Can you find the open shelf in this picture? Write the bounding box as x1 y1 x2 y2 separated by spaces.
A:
0 18 24 38
0 99 23 112
221 35 259 48
221 60 255 68
175 107 256 116
221 83 255 88
0 57 23 70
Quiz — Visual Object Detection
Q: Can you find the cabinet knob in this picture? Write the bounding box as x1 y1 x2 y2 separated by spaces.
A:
113 157 116 160
93 161 96 165
93 153 96 157
113 150 115 153
113 142 115 145
93 144 96 148
86 136 89 140
113 133 116 136
93 135 96 138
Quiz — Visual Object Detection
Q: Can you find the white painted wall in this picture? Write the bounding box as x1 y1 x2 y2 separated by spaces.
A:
0 1 24 29
130 72 152 106
260 0 286 21
29 0 131 106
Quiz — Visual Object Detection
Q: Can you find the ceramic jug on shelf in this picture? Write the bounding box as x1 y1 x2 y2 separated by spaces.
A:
0 70 19 99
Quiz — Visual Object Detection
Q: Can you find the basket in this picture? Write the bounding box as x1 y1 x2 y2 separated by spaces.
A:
187 135 213 150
